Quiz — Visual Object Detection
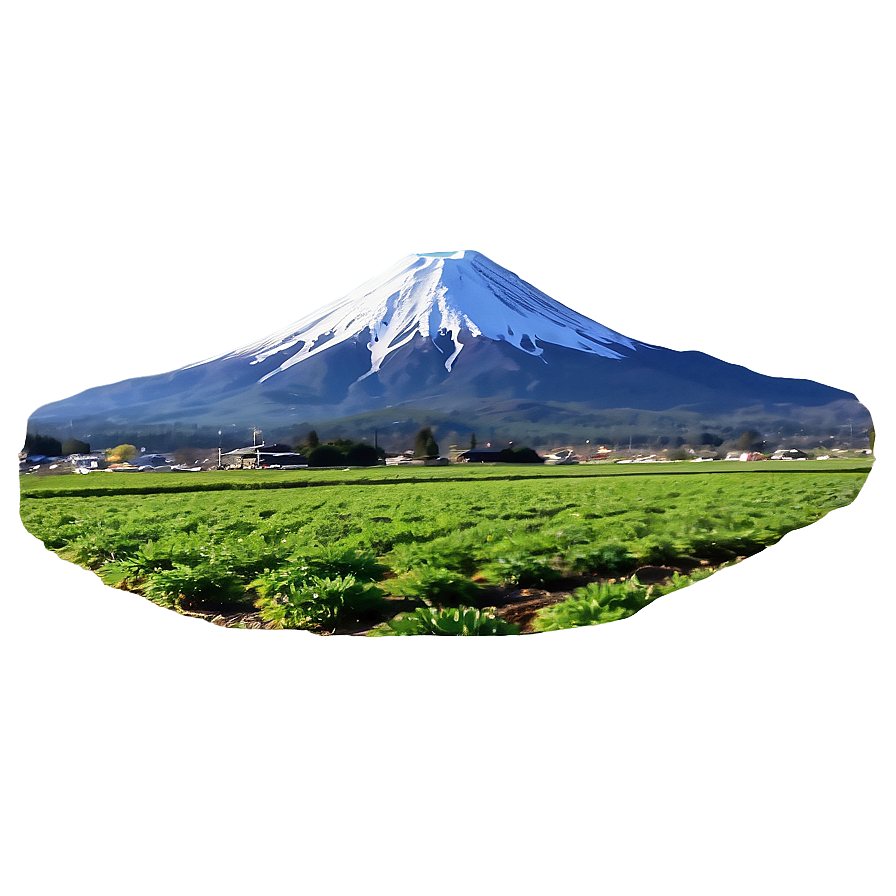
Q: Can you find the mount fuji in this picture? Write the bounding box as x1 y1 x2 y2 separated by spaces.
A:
28 250 870 446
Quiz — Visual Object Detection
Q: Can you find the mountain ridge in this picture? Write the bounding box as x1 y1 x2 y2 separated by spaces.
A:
191 250 640 383
27 251 872 447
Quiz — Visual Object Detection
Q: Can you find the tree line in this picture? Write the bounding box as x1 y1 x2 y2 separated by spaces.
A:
22 433 90 457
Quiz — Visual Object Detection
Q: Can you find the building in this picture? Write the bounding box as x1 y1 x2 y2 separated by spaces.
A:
456 448 504 463
770 448 810 460
221 444 307 468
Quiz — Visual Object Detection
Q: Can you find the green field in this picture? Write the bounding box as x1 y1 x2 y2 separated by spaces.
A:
19 461 872 635
18 457 873 497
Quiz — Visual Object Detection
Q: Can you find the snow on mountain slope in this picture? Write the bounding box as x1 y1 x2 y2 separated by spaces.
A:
194 250 638 383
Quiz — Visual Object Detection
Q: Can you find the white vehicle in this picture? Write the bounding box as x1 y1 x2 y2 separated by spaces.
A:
544 447 579 465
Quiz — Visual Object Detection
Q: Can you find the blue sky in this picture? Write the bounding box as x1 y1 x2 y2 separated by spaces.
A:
2 0 894 434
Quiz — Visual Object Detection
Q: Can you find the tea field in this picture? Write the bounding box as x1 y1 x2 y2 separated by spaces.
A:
19 462 872 635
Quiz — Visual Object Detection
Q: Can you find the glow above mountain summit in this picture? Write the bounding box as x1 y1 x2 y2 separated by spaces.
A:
197 250 638 384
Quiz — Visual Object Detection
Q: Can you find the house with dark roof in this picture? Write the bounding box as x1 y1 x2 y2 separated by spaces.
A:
456 448 504 463
770 448 810 460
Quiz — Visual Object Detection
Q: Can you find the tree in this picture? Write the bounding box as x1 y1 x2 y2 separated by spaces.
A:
106 444 138 463
498 446 542 464
470 432 477 449
344 442 380 466
23 433 63 456
294 430 320 452
61 438 90 455
513 446 542 464
307 444 345 467
414 427 439 458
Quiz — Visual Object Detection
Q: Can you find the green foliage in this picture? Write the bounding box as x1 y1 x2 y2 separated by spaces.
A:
107 444 138 463
143 562 251 612
385 566 482 606
344 442 380 466
307 444 345 467
20 463 871 634
307 440 380 467
255 574 386 632
634 535 681 566
387 532 479 576
251 547 386 600
219 532 297 579
23 432 63 456
683 533 763 563
368 606 519 636
57 527 141 568
413 427 439 458
497 446 543 463
104 541 177 583
480 552 563 588
311 545 388 580
531 580 652 632
568 541 633 576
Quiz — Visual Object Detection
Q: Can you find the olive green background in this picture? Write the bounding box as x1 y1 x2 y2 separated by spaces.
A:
4 4 892 895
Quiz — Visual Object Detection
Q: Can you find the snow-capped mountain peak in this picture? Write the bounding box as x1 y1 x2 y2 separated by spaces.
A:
206 251 637 383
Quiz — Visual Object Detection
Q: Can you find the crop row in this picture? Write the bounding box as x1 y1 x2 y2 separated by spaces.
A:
18 458 873 498
20 471 867 634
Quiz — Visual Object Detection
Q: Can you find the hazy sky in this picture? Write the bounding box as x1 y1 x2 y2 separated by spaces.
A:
6 4 888 410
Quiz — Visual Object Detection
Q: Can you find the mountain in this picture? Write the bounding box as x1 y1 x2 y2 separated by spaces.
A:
28 250 871 447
